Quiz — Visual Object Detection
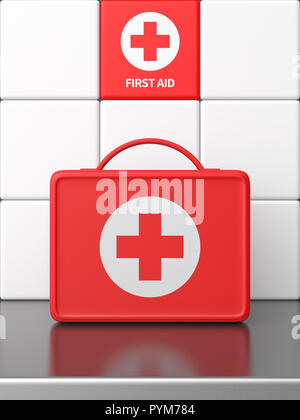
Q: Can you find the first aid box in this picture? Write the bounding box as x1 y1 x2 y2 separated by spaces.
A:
50 139 250 322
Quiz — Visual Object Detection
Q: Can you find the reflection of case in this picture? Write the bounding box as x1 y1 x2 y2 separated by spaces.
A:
50 324 250 377
50 139 250 323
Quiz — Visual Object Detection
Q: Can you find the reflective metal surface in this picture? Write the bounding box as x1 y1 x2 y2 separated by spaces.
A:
0 301 299 399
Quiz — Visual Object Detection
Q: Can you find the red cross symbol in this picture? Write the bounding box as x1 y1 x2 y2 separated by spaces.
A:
117 213 184 281
130 22 170 62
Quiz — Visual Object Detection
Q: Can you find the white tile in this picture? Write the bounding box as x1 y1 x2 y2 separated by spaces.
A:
201 1 300 99
1 202 49 300
100 101 200 169
0 1 99 99
201 101 300 200
1 101 100 199
251 201 300 300
2 0 94 1
203 0 286 1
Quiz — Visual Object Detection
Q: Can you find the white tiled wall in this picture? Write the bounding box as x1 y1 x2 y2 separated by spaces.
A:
0 0 100 299
100 101 200 170
0 201 50 300
1 101 100 199
250 201 300 300
0 0 99 99
201 101 300 200
201 0 300 300
201 0 300 99
0 0 299 300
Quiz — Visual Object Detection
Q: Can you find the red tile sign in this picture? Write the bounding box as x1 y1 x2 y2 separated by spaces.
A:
100 0 200 99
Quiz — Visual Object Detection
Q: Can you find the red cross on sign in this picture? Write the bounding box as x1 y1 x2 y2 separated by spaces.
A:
117 213 184 281
130 22 170 61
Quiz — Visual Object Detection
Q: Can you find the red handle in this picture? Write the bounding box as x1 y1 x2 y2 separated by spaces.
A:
97 138 204 170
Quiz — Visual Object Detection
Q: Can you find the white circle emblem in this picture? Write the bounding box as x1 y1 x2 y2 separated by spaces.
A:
100 196 200 298
121 12 180 71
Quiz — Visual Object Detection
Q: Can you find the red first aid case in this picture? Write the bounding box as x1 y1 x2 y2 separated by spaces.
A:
50 139 250 323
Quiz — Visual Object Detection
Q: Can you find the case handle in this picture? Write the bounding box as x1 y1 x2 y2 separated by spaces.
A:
97 139 204 170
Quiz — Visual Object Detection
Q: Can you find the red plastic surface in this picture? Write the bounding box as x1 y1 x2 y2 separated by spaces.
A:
100 0 200 99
